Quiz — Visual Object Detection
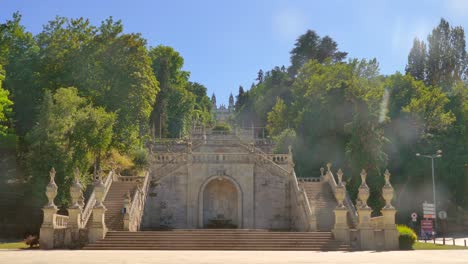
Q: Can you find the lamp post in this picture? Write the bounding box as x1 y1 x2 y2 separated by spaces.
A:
416 150 442 232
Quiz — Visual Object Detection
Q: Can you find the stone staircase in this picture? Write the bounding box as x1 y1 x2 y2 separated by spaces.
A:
102 181 139 231
83 230 350 250
299 181 337 231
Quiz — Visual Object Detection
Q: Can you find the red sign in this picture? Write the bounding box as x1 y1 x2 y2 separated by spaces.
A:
421 220 433 231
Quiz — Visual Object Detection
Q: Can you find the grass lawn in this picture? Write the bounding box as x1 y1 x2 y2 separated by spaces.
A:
414 241 468 250
0 242 30 249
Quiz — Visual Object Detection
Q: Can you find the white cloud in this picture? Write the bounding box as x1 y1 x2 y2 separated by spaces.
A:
272 8 308 42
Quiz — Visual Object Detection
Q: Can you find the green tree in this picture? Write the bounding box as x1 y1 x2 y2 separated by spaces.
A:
266 97 289 136
0 12 40 136
27 87 115 205
289 30 347 76
405 38 426 81
0 64 13 135
148 45 189 138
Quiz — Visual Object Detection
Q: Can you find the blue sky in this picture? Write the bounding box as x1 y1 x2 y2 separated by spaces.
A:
1 0 467 105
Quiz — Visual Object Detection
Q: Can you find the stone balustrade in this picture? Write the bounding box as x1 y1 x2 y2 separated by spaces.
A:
124 172 150 231
328 165 398 251
54 214 69 228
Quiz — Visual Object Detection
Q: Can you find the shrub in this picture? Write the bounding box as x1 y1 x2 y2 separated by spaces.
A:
273 128 296 154
397 224 417 250
133 148 149 171
212 123 231 133
23 235 39 248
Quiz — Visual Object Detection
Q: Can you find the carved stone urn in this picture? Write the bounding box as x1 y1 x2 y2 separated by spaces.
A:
70 168 83 209
358 169 370 208
382 169 394 209
334 169 346 208
45 167 58 208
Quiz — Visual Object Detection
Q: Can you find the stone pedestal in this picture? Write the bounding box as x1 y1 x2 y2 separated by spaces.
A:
39 207 58 249
88 207 107 243
358 207 374 250
332 207 349 242
382 208 398 250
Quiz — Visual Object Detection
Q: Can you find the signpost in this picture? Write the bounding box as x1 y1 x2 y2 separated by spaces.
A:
421 219 434 239
423 202 436 219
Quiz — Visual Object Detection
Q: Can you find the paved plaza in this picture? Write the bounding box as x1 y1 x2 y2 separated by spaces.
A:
0 250 467 264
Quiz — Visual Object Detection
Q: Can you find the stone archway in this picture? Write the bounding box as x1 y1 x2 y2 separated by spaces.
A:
198 176 242 228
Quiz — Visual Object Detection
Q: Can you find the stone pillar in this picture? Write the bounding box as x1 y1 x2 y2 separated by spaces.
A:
381 170 399 250
123 192 131 231
40 168 58 249
332 169 349 242
88 173 107 243
68 168 83 229
357 169 375 250
288 145 295 173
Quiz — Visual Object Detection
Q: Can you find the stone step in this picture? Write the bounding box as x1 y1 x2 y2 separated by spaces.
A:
83 230 350 251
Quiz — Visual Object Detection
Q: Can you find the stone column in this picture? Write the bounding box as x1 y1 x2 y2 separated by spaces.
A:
381 170 399 250
332 169 350 243
88 173 107 243
357 169 375 250
40 168 58 249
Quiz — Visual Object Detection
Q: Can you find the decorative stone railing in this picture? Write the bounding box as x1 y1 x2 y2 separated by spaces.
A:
125 172 150 231
117 175 144 183
324 169 358 228
297 177 321 182
154 153 186 163
80 171 113 228
191 153 254 163
265 154 290 164
54 214 69 228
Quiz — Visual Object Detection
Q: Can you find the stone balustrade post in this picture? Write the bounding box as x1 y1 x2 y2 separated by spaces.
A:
88 172 107 243
40 168 59 249
333 169 349 243
68 168 83 229
123 192 131 231
381 169 398 250
357 169 375 250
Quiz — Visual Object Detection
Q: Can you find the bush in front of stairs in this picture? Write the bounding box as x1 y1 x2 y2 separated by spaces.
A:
212 123 231 133
397 225 417 250
133 148 149 172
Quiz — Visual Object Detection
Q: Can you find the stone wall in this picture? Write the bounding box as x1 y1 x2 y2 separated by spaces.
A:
254 166 290 229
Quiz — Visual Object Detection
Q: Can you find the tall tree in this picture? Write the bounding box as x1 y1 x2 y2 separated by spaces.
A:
0 64 13 135
406 38 427 81
289 30 347 76
426 19 467 90
0 12 40 136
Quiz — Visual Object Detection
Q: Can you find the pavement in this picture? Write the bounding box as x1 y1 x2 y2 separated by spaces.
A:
0 250 468 264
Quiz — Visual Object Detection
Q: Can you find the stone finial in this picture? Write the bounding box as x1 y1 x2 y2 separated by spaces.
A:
45 167 58 208
70 168 83 209
187 141 192 153
382 169 394 209
288 145 292 155
384 169 391 186
320 167 325 177
334 169 346 208
360 169 367 187
358 169 370 208
326 163 332 172
337 169 344 186
49 167 56 183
